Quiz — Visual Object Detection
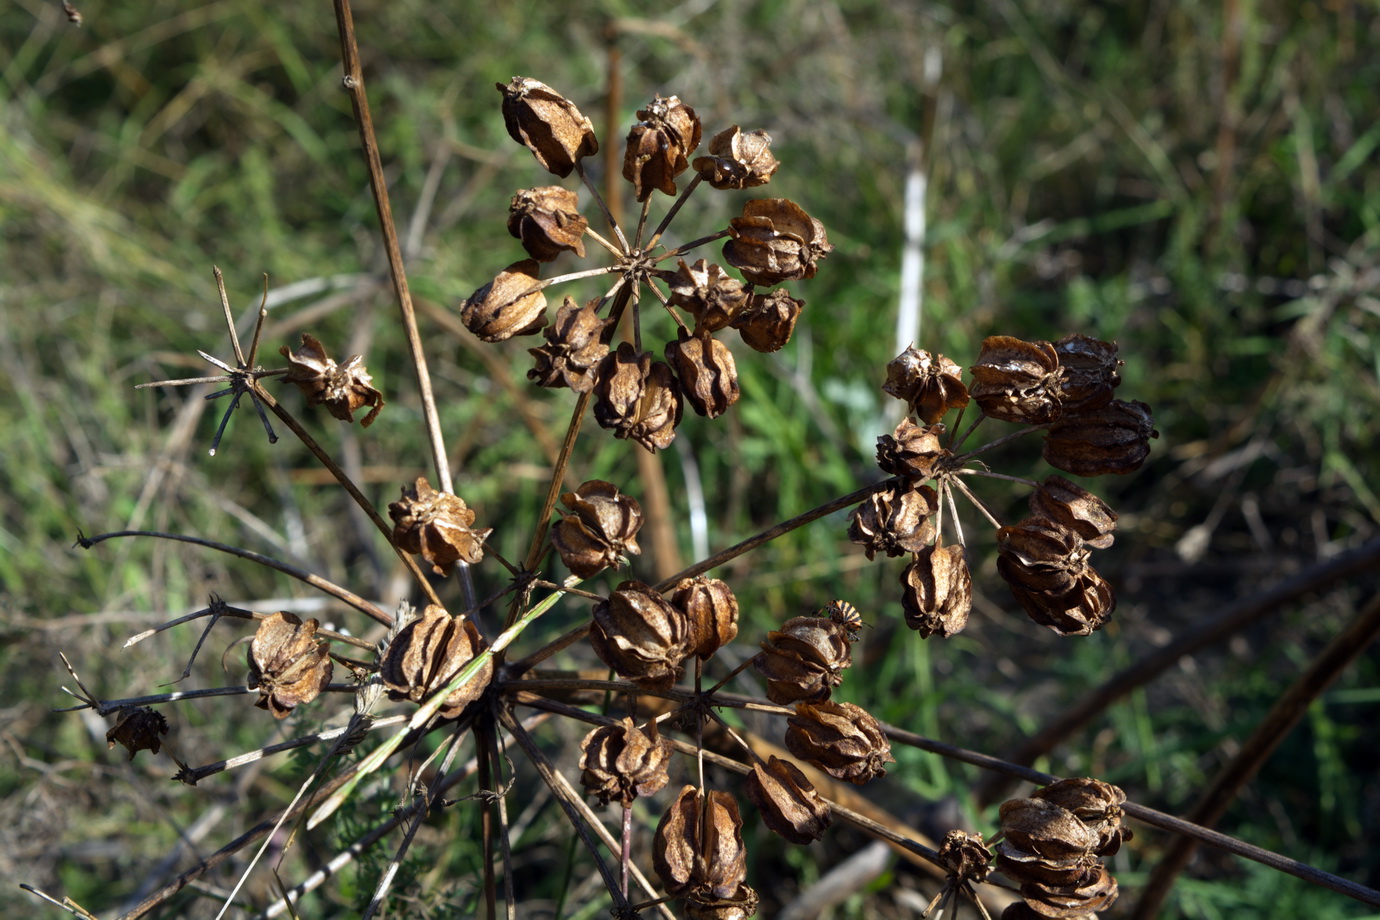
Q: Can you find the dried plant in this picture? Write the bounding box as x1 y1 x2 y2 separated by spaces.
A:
31 7 1380 920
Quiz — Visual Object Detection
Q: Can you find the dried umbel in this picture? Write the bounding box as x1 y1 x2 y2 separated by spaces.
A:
848 482 938 560
731 287 803 353
389 477 492 575
666 259 750 334
592 343 683 452
997 518 1115 636
784 700 893 784
876 419 950 481
670 575 739 660
1054 334 1121 413
1042 398 1157 476
744 756 831 844
901 539 973 638
460 259 548 343
247 612 333 719
1028 476 1117 549
623 93 702 201
693 126 779 190
589 581 691 690
754 615 853 705
507 185 587 262
496 76 598 178
969 335 1064 425
380 604 493 719
654 786 754 912
665 329 740 419
578 717 672 806
549 479 643 578
527 296 609 393
106 706 169 761
883 346 970 425
937 830 993 883
280 333 385 427
723 198 832 286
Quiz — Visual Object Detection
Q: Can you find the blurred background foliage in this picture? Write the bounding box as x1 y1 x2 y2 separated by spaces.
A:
2 0 1378 916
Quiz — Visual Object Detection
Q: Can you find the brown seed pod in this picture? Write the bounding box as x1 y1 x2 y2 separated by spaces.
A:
900 539 973 638
754 615 853 705
496 76 598 178
1033 778 1132 857
876 419 950 481
744 756 832 844
665 328 740 419
723 198 832 286
1028 476 1117 549
937 830 993 883
1042 398 1157 476
460 259 548 343
623 94 702 201
997 518 1115 637
279 333 385 427
1054 333 1121 413
653 786 749 902
578 717 672 806
105 707 169 761
592 343 683 452
670 575 740 661
589 581 692 690
246 612 333 719
730 287 804 353
527 296 610 393
389 477 492 576
1019 864 1118 918
379 604 493 719
666 259 750 334
507 185 587 263
998 797 1102 862
784 700 893 784
693 125 779 190
848 482 938 560
549 479 643 578
969 335 1064 425
883 345 970 424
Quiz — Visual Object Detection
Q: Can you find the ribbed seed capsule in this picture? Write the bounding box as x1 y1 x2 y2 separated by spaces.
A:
549 479 642 578
883 345 969 424
279 333 385 427
723 198 832 286
1054 333 1121 413
848 482 938 560
460 259 548 343
670 575 739 660
1042 398 1157 476
623 94 702 201
507 186 587 263
496 76 598 178
653 786 749 902
666 259 750 334
665 329 740 419
105 707 169 761
744 756 831 844
379 605 493 719
876 419 949 481
588 581 691 690
730 288 803 353
246 612 333 720
527 296 609 393
578 717 672 806
592 344 683 452
754 616 852 705
969 335 1064 425
693 125 779 190
389 477 492 576
1029 475 1118 549
785 700 893 784
997 518 1115 636
901 539 973 638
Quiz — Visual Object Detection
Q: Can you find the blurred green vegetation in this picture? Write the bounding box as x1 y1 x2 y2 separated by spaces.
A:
3 0 1378 917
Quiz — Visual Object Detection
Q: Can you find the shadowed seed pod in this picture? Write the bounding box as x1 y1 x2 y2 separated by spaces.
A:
1029 476 1117 549
653 786 752 909
999 797 1102 863
507 186 587 262
754 615 853 705
246 612 333 719
1054 334 1121 413
744 755 831 844
106 707 169 761
1000 904 1097 920
592 343 683 452
379 604 492 718
279 333 385 427
997 518 1115 636
665 329 740 419
693 125 779 190
665 259 750 334
937 830 993 883
723 198 832 286
549 479 642 578
730 288 804 353
876 419 950 481
847 482 938 560
995 840 1103 889
623 93 702 201
670 575 739 660
1033 778 1132 857
1020 864 1119 918
883 345 970 424
578 717 672 806
460 259 548 343
389 477 492 575
589 581 691 690
496 76 597 178
1042 398 1157 476
901 539 972 638
785 700 893 784
969 336 1064 425
527 296 610 392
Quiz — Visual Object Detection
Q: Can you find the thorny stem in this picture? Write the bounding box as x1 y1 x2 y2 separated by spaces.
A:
75 529 392 626
331 0 476 612
251 382 441 611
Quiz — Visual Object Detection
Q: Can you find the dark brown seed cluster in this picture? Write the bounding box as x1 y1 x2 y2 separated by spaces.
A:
743 756 831 844
785 700 893 784
279 333 385 427
754 614 853 705
388 477 492 576
466 79 828 453
589 581 691 690
379 605 493 719
654 786 759 918
997 778 1131 918
549 479 643 578
246 612 333 719
105 706 169 761
578 717 672 806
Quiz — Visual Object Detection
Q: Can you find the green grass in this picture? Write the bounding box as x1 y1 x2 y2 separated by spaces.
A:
4 0 1379 917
